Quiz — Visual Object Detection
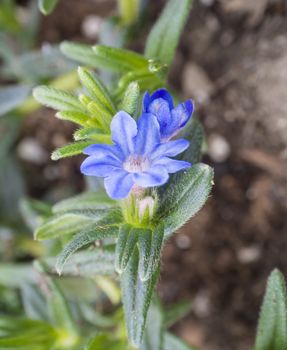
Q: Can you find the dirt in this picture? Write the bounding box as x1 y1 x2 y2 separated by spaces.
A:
17 1 287 349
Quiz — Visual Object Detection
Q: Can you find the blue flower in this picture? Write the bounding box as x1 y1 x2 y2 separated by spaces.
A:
80 111 191 200
143 89 194 141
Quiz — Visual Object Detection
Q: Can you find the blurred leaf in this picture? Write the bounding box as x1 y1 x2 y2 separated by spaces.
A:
46 249 115 277
61 41 109 68
140 302 163 350
120 82 140 116
35 214 95 240
21 284 48 321
56 212 121 274
157 164 213 236
19 198 52 232
0 85 32 116
0 264 37 287
51 141 93 160
86 333 126 350
163 333 198 350
33 86 85 112
4 46 75 82
118 0 140 25
180 118 204 164
145 0 192 65
53 191 115 214
38 0 59 15
255 269 287 350
92 45 149 72
121 248 159 347
78 67 116 114
35 262 79 343
164 301 192 328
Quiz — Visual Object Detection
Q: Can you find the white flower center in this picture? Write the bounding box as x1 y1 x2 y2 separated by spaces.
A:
123 155 150 173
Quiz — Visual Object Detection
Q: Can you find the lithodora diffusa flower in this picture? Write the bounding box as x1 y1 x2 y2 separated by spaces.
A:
80 111 191 200
143 88 194 141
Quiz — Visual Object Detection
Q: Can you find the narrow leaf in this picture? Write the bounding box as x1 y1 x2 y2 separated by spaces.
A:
92 45 149 72
38 0 59 15
53 191 115 214
33 86 85 112
158 164 213 236
51 141 93 160
56 212 121 274
115 224 137 273
77 67 116 114
145 0 192 65
121 249 159 347
120 82 140 115
138 224 164 281
73 127 111 143
56 110 91 126
35 214 93 240
255 269 287 350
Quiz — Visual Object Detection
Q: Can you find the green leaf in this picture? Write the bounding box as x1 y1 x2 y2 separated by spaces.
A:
56 110 91 126
35 214 94 240
47 249 115 277
115 224 137 274
120 82 140 115
163 333 198 350
35 262 78 338
121 249 159 347
86 333 126 350
53 191 115 214
140 302 163 350
164 301 192 328
0 264 37 287
86 100 112 131
92 45 149 72
56 212 121 274
255 269 287 350
145 0 192 65
51 141 93 160
77 67 116 114
38 0 59 15
60 41 110 69
73 127 111 143
0 85 31 116
33 86 85 112
180 118 204 164
138 224 164 282
158 164 213 236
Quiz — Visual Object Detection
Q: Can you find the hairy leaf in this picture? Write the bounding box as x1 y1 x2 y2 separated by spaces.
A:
115 224 137 274
35 214 94 240
255 269 287 350
121 249 159 347
51 141 93 160
92 45 149 72
120 82 140 116
73 127 111 143
77 67 116 114
56 110 91 126
33 86 85 112
180 118 204 164
145 0 192 65
158 164 213 236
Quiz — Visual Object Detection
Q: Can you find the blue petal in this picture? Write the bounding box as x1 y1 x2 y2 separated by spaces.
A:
171 99 194 129
110 111 137 155
151 139 189 160
80 155 121 177
148 98 172 134
154 157 191 173
83 144 124 160
142 91 151 113
135 113 160 154
133 165 169 187
149 89 174 109
104 170 134 199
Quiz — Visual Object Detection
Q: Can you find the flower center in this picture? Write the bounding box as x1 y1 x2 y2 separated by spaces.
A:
123 155 150 173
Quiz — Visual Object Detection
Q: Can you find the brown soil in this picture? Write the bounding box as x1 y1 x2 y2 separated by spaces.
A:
17 1 287 349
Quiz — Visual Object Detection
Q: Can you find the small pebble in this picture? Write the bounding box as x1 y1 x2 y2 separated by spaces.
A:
82 15 103 39
208 134 231 162
17 138 48 164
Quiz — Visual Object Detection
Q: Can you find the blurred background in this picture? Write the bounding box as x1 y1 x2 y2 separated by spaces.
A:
1 1 287 349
